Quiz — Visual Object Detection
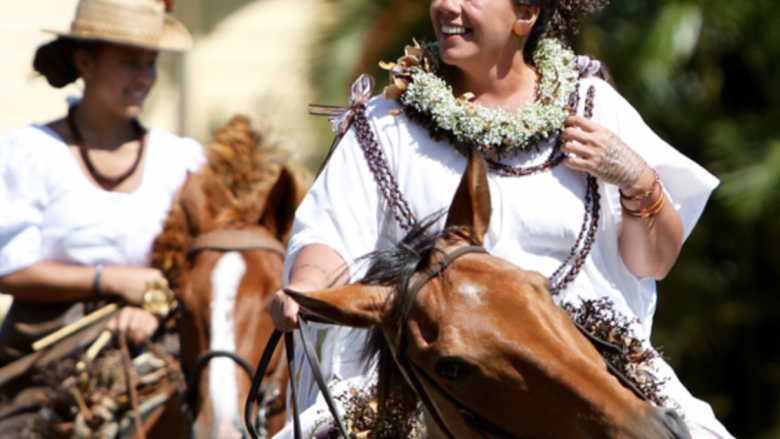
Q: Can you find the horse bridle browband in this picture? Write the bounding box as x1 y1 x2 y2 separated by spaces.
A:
246 244 653 439
187 229 287 259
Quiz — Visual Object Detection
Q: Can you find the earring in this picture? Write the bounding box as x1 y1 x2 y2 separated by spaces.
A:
513 20 531 37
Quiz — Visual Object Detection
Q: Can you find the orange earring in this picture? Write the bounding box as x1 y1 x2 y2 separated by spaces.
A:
512 20 531 37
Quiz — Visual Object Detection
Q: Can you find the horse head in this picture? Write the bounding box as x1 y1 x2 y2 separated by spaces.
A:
165 116 301 439
285 147 690 439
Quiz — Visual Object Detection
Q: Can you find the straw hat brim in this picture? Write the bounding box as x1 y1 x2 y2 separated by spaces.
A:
45 15 192 52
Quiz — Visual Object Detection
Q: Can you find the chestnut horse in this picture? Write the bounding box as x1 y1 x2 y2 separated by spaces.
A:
153 116 305 439
284 148 691 439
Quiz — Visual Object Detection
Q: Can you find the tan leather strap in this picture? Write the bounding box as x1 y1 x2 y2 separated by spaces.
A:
186 229 286 259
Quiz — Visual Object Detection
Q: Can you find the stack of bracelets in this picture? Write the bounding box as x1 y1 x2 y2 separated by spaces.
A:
619 170 665 219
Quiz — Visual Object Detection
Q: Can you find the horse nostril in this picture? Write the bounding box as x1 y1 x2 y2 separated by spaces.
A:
659 407 691 439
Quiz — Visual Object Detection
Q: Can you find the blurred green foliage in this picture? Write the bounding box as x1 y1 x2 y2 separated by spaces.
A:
310 1 780 436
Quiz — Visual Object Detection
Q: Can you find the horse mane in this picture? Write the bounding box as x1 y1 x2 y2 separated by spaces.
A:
151 115 311 284
356 213 480 437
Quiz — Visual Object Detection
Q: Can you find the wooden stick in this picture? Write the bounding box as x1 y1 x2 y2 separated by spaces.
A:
70 386 94 422
84 330 113 362
120 331 146 439
32 303 119 352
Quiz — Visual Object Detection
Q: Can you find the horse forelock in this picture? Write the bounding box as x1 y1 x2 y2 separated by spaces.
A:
151 115 310 283
356 212 482 437
200 115 289 227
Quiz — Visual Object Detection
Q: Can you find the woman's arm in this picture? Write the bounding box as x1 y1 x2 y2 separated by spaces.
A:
0 261 163 304
269 243 349 331
561 116 684 279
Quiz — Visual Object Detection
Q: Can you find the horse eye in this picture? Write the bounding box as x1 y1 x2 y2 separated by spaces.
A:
435 359 470 381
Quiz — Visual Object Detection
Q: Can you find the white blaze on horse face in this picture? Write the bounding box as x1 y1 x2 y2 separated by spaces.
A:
209 251 246 439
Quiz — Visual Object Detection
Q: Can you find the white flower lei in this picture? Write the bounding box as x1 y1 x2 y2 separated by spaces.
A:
396 39 579 155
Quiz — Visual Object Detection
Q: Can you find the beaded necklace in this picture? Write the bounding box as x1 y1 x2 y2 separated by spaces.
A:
67 106 145 191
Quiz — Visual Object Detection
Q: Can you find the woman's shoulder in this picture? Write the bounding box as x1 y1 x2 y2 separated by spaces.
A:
147 128 205 172
365 95 405 128
1 124 65 149
0 125 66 167
577 76 639 117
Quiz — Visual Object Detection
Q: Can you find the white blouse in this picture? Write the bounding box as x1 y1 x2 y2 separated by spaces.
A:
0 125 204 276
282 76 733 438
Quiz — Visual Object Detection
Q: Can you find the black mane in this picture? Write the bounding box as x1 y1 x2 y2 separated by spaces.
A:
354 212 480 437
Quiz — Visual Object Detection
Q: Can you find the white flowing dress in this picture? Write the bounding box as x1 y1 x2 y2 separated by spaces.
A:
277 76 733 438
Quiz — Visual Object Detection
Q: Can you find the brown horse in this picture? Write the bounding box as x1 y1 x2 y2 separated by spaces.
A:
153 116 306 439
284 148 691 439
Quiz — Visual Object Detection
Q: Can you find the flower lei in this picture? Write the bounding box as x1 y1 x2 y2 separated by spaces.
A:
381 38 579 157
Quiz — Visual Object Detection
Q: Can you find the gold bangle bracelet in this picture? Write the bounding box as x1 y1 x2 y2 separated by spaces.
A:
621 183 666 219
620 170 660 202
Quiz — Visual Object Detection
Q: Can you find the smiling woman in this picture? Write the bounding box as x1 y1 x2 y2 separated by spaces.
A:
0 2 202 431
270 0 733 438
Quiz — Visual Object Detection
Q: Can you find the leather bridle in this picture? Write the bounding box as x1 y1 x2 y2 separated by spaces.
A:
390 244 652 439
184 228 288 427
245 244 654 439
187 229 287 259
389 245 523 439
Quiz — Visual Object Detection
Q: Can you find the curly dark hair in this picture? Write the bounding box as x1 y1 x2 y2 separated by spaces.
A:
515 0 608 60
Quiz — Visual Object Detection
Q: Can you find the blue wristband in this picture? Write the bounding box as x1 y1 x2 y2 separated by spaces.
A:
93 264 104 297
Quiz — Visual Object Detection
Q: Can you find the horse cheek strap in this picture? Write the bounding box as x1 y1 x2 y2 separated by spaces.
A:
245 329 283 439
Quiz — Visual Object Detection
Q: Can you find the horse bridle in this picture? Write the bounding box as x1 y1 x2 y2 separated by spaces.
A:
245 244 653 439
390 245 523 439
184 228 288 425
187 229 287 259
392 244 652 439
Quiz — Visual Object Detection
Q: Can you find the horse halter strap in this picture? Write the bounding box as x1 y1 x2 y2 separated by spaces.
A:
184 228 287 427
394 245 524 439
187 229 286 259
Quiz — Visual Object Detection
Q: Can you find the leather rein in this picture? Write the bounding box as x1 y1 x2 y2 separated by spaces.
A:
184 228 288 424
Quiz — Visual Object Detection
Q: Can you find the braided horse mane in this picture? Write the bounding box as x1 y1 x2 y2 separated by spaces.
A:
151 115 310 284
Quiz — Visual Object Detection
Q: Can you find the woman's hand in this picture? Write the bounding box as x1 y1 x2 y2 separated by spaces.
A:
270 244 349 331
269 280 322 332
560 116 654 196
101 266 165 305
269 288 301 332
107 307 159 346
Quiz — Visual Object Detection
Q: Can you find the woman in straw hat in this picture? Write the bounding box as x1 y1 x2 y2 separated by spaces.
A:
0 0 200 370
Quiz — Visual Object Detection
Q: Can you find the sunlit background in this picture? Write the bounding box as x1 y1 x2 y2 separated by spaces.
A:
1 0 779 437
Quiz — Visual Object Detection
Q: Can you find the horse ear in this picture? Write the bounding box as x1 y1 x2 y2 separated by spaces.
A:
285 284 392 328
179 172 213 235
444 146 492 244
259 167 299 243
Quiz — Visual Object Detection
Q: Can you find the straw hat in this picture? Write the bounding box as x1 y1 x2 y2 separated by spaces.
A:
47 0 192 52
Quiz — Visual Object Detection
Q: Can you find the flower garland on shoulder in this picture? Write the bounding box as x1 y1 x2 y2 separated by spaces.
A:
381 38 579 157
